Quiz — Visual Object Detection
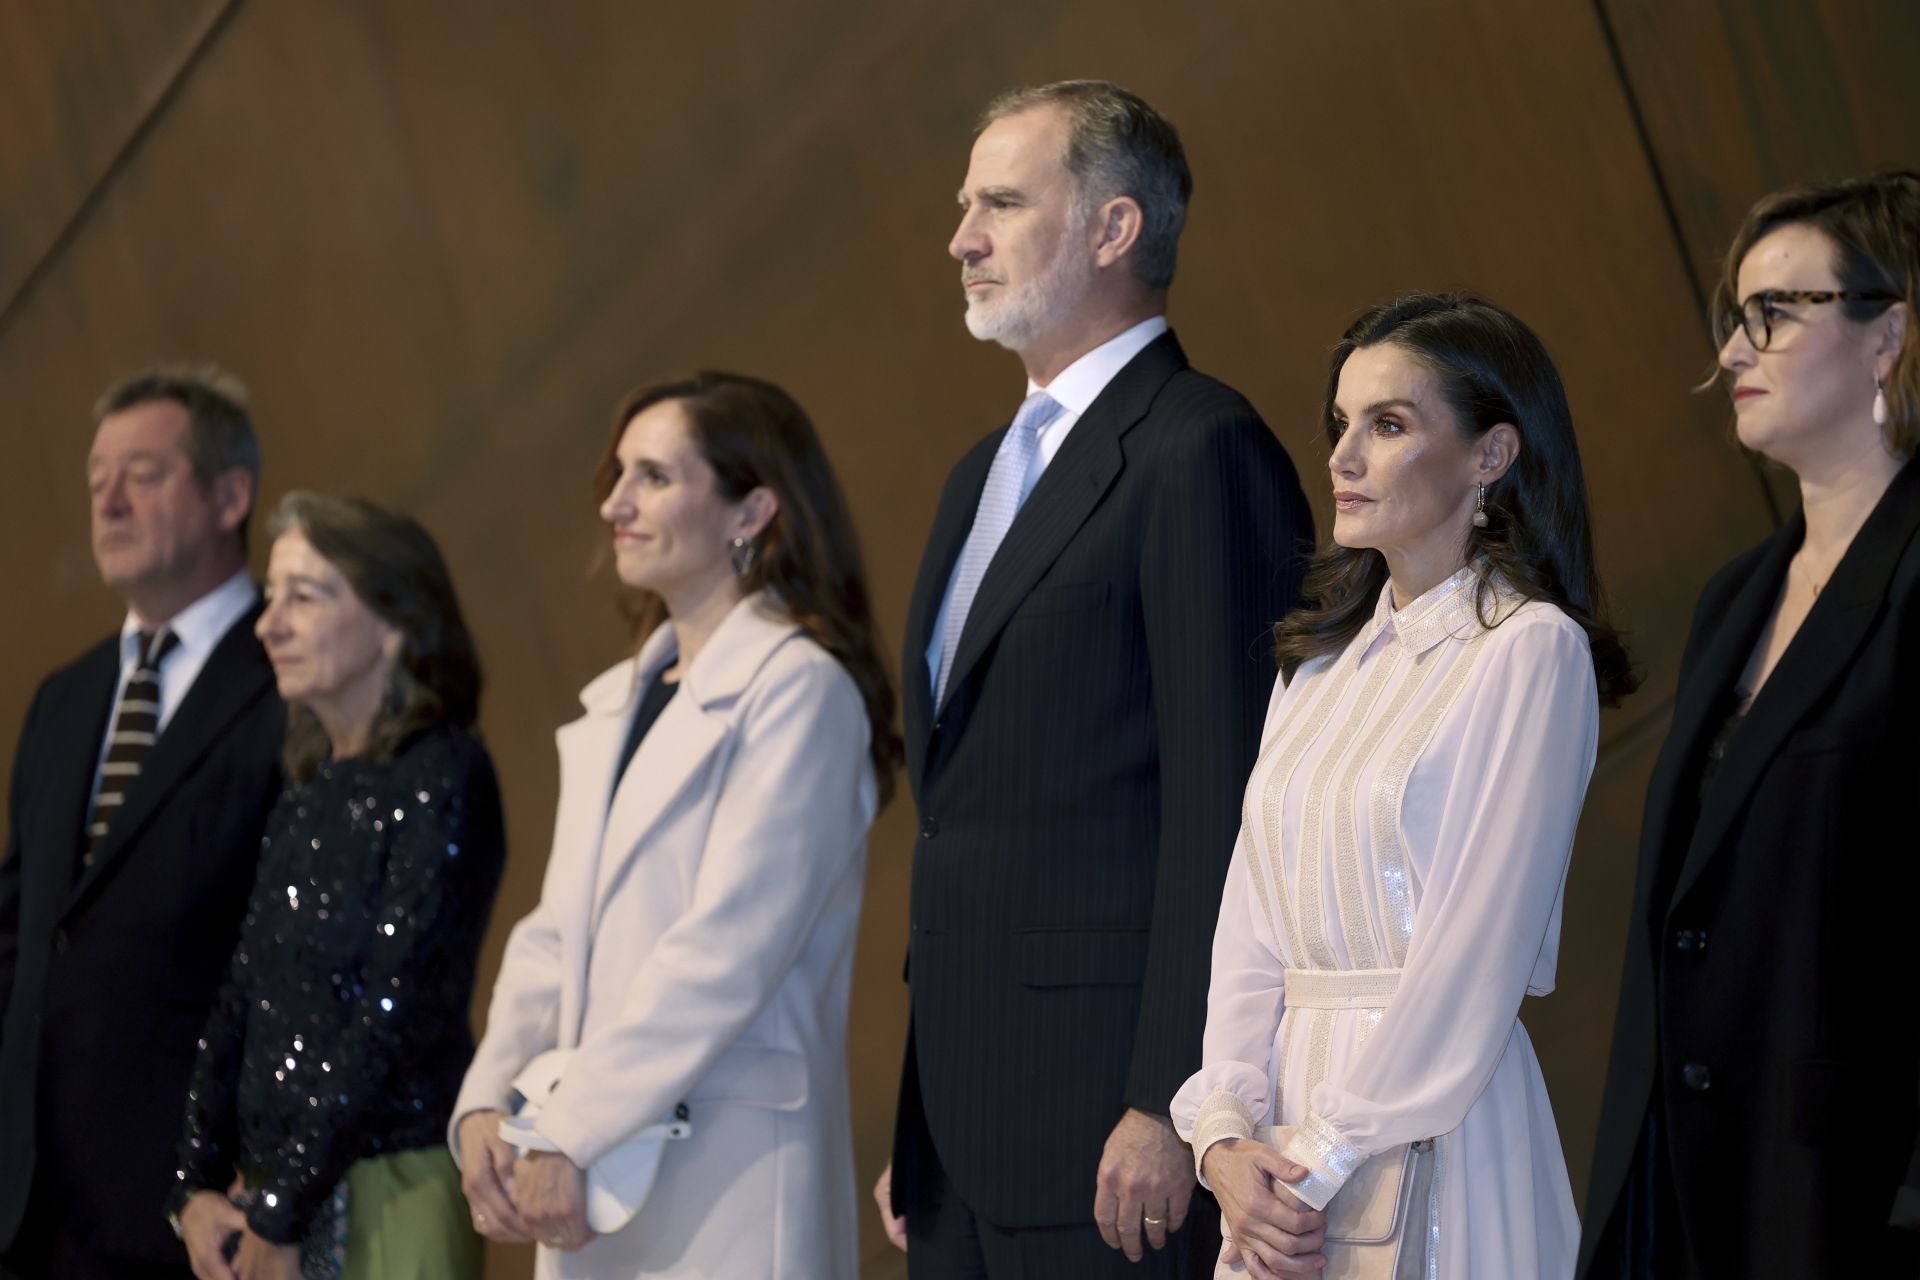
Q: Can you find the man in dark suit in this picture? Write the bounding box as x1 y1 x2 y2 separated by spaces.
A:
875 81 1313 1276
0 368 285 1279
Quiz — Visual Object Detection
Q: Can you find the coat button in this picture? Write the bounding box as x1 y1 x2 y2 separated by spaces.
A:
1680 1062 1712 1091
920 816 939 839
52 929 70 954
1673 928 1706 953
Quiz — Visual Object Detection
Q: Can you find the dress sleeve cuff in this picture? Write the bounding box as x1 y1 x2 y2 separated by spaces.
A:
1190 1090 1257 1186
1278 1111 1364 1210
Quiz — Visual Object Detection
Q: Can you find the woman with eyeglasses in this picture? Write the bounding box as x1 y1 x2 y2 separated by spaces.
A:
1580 173 1920 1278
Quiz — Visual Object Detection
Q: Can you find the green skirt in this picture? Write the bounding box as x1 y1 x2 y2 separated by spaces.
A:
340 1145 484 1280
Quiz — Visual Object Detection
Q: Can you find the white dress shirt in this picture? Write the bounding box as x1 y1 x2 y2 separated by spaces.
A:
93 570 260 794
923 314 1170 692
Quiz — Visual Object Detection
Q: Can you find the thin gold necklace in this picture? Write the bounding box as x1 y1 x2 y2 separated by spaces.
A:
1791 555 1826 597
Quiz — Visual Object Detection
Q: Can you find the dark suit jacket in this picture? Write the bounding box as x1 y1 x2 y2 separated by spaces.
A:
0 605 284 1264
1580 458 1920 1278
892 331 1312 1228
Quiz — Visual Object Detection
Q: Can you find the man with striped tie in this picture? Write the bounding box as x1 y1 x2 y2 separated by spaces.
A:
0 367 285 1280
877 82 1313 1277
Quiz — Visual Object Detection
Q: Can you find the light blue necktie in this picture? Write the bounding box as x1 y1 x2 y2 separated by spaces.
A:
934 390 1065 707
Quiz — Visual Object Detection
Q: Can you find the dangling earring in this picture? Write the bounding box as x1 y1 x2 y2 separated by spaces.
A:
1873 376 1889 426
728 535 758 577
1471 482 1489 528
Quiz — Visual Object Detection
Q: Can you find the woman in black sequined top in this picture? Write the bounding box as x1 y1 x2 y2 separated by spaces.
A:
171 493 503 1280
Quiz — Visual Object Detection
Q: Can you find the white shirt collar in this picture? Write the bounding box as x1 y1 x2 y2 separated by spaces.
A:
120 569 258 665
1026 314 1169 414
1354 563 1486 666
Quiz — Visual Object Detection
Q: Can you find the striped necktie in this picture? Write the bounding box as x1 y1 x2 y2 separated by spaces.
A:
934 390 1065 707
85 627 179 868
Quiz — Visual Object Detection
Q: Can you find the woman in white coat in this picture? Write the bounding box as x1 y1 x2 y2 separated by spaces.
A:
452 371 902 1278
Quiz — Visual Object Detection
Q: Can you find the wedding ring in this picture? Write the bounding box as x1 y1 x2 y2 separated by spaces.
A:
1143 1214 1165 1226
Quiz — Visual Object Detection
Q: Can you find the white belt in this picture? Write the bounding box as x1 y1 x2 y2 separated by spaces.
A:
1283 967 1402 1010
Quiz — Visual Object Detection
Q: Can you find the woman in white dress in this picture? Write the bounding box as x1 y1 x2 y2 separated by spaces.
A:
1172 294 1637 1278
451 371 902 1278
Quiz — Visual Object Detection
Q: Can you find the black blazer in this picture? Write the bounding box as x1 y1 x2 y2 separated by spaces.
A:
0 606 284 1264
891 332 1313 1228
1580 458 1920 1278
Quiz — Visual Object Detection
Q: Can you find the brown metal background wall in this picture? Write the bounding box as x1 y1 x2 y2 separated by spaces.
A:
1 3 1914 1273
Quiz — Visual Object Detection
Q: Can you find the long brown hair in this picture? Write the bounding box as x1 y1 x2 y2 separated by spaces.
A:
268 491 483 783
1272 293 1637 706
595 372 903 806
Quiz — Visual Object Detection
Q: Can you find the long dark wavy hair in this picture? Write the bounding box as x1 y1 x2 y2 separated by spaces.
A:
595 371 904 806
268 491 483 783
1272 293 1637 706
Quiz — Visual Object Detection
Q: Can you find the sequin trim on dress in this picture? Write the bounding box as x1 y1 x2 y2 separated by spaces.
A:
1282 966 1402 1009
1330 642 1424 971
1305 1007 1335 1102
1253 656 1357 963
1426 1132 1444 1279
1372 629 1492 967
1280 1111 1367 1210
1295 646 1400 969
1191 1090 1258 1179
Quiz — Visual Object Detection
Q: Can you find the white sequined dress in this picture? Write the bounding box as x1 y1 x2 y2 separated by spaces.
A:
1171 568 1596 1278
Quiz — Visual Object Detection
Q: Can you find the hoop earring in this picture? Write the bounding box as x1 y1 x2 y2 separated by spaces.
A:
729 535 759 578
1873 376 1889 426
1471 482 1489 528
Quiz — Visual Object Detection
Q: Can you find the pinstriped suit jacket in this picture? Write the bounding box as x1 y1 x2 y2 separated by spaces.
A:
892 331 1313 1228
0 607 283 1263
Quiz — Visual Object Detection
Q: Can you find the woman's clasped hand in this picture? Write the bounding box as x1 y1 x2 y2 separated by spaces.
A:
1202 1139 1327 1278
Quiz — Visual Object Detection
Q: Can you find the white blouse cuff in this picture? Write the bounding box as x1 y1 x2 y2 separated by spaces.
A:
1278 1112 1364 1210
1190 1090 1257 1186
498 1114 566 1156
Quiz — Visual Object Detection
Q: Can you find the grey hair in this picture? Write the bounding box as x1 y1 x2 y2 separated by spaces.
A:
980 80 1193 290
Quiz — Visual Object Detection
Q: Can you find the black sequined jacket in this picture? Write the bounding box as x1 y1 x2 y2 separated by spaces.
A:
172 723 505 1243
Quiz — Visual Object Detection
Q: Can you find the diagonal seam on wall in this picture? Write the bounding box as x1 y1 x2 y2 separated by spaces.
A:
1588 0 1785 532
0 0 247 348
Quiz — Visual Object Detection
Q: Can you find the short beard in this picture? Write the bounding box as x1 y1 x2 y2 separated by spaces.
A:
963 205 1098 351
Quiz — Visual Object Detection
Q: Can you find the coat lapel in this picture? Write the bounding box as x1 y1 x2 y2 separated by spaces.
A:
564 594 798 940
551 659 639 1043
902 441 994 770
1671 458 1920 909
65 606 272 917
593 695 726 931
1637 521 1797 916
39 642 120 910
936 333 1187 717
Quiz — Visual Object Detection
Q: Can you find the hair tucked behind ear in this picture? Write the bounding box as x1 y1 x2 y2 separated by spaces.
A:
1273 293 1637 705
